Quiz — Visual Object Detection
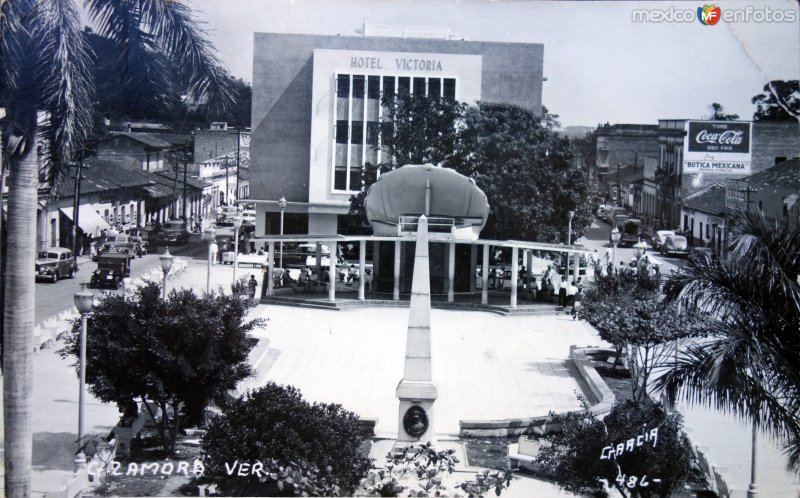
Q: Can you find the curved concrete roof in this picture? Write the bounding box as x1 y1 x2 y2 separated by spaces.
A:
365 164 489 237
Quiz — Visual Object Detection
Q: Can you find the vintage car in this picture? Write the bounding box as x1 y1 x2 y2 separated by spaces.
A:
596 204 610 219
615 218 643 246
652 230 676 250
90 253 131 289
660 234 689 257
99 234 138 258
157 220 190 245
35 247 76 282
604 207 627 223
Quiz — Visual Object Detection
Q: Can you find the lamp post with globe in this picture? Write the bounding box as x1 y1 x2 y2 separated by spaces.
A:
566 210 575 278
232 215 243 284
278 197 287 268
160 249 174 299
204 227 217 294
73 284 94 469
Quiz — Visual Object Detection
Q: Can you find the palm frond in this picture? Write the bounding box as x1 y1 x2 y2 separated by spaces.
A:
34 0 94 190
0 0 33 93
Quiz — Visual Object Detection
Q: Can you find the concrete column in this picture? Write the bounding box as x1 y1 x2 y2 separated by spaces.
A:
393 240 401 301
447 242 455 303
510 246 519 308
526 249 534 298
523 249 530 299
358 240 366 300
469 244 478 292
328 242 336 303
373 241 381 292
267 241 275 297
573 252 580 283
481 244 489 305
315 242 322 277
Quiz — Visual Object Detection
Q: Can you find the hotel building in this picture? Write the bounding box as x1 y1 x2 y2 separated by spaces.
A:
249 32 544 236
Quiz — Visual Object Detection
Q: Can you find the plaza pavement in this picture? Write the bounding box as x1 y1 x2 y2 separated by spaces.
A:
20 248 800 497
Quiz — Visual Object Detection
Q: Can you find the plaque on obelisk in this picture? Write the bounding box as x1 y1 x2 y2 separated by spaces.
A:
396 214 438 443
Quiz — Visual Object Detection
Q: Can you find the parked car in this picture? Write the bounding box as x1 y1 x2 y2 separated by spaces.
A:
90 253 131 289
157 220 190 245
596 204 610 219
652 230 676 250
35 247 77 282
660 234 689 257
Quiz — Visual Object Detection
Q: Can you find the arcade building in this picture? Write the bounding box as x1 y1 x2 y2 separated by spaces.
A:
248 32 545 236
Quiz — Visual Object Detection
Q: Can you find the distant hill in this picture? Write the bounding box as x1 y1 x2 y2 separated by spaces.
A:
557 125 596 139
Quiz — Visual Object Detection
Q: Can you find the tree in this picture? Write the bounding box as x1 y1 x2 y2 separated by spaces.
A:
536 399 694 498
452 102 593 243
201 382 373 496
705 102 739 121
751 80 800 121
570 129 597 176
1 1 231 494
60 283 261 453
577 268 702 403
657 209 800 474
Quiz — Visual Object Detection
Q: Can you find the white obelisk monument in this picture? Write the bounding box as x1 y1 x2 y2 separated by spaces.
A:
396 214 438 443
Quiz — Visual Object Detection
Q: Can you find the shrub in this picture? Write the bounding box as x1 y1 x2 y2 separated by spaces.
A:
201 383 372 496
536 399 694 498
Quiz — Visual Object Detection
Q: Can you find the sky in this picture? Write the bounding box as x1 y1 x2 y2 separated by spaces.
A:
184 0 799 127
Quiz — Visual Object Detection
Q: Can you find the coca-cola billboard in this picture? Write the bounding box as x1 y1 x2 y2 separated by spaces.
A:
688 121 750 153
684 121 752 175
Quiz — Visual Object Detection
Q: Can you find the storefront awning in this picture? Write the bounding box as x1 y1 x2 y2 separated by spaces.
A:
60 205 111 236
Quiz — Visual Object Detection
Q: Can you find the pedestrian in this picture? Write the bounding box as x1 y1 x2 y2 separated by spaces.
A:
247 274 258 299
558 276 568 307
210 240 219 265
299 267 309 293
220 240 228 264
364 268 373 291
572 288 583 320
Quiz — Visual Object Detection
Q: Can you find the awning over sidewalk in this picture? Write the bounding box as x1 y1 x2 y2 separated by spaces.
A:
59 205 111 236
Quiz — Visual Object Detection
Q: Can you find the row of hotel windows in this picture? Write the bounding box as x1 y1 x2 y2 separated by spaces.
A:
332 74 457 192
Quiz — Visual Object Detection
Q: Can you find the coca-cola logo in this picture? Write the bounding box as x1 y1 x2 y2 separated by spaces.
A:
695 130 744 145
687 121 750 153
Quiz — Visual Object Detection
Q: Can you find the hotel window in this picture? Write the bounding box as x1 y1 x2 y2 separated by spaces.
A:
382 76 395 96
367 76 380 99
349 167 362 190
443 78 456 99
336 75 350 96
398 77 410 94
335 120 349 144
352 75 365 98
428 79 441 98
351 121 364 144
413 77 426 95
334 167 347 191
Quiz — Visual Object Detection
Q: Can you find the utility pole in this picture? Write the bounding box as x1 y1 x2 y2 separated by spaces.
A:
235 127 241 203
224 155 229 206
182 147 188 222
71 152 84 271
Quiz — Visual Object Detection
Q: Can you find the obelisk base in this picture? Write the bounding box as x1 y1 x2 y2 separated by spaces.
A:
396 380 438 444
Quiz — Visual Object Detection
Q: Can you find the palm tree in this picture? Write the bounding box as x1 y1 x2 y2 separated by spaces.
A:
657 209 800 475
1 2 231 496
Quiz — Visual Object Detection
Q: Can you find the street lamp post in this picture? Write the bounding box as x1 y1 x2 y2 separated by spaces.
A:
566 210 575 279
204 227 217 294
278 197 287 268
747 419 758 497
160 249 174 299
73 284 94 470
232 215 243 284
610 227 621 271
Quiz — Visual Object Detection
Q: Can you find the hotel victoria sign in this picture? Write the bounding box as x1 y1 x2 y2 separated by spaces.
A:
350 55 444 72
683 120 752 175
